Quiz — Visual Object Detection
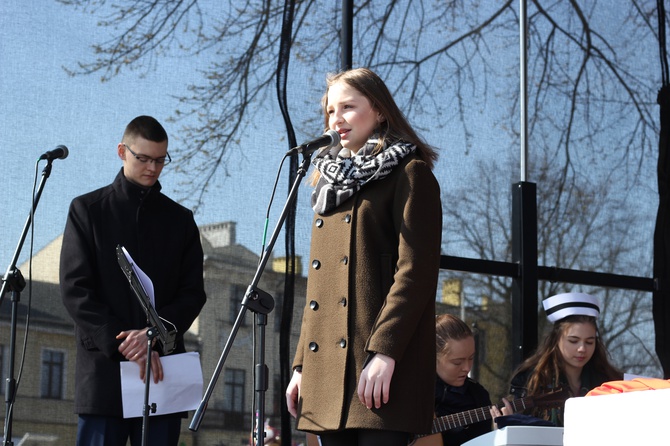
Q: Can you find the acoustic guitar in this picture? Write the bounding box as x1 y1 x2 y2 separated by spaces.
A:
408 387 570 446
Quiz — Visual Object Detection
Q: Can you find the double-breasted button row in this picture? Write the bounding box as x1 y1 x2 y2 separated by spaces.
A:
308 213 351 356
313 257 349 269
312 213 352 270
308 339 346 352
310 299 346 309
314 214 351 227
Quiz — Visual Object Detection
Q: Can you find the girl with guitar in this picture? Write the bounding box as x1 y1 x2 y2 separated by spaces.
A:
407 314 570 446
429 314 512 446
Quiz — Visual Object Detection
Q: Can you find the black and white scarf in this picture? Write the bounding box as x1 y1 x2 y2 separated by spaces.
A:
311 136 416 215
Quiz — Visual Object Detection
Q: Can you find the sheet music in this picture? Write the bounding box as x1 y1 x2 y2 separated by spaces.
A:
120 352 203 418
121 246 155 308
116 244 177 355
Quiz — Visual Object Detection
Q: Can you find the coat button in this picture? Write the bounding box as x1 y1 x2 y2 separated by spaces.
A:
341 256 348 265
344 214 351 223
339 297 347 307
312 259 321 270
309 300 319 310
315 218 323 228
339 339 346 348
309 342 319 352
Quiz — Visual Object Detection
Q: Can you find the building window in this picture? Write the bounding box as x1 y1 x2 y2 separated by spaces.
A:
272 373 281 416
230 284 247 326
0 345 5 395
223 368 245 429
223 368 245 412
273 293 284 333
40 349 64 399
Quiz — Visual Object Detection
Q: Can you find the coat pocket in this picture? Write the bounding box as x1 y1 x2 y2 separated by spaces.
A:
79 334 98 351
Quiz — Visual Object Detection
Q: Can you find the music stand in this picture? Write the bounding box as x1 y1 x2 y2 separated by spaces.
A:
116 245 177 446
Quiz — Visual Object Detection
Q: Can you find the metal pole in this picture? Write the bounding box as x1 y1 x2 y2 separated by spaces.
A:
341 0 353 70
520 0 528 181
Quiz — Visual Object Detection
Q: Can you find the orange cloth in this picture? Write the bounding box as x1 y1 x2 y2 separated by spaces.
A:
586 377 670 396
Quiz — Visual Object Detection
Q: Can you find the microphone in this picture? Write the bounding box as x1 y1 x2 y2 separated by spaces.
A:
286 130 340 156
38 145 69 161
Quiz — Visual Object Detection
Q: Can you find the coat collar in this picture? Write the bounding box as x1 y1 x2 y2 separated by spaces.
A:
435 376 471 402
111 167 162 203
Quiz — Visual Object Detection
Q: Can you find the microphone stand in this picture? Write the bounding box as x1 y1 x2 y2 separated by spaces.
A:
189 152 313 445
0 160 56 446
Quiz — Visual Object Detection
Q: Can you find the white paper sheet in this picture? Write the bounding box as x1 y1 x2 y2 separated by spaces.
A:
120 352 203 418
121 246 155 308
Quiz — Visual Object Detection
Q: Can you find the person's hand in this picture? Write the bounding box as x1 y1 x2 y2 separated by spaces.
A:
286 369 302 418
116 329 164 383
357 353 395 410
500 397 513 416
491 398 513 429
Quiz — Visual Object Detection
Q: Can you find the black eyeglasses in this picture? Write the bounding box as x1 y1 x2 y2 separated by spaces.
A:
122 143 171 165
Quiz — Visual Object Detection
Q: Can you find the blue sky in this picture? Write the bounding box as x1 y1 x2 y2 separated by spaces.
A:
0 1 664 379
0 1 480 279
0 1 660 285
0 1 317 274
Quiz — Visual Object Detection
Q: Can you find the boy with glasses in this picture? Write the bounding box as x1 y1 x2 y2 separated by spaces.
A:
60 115 207 445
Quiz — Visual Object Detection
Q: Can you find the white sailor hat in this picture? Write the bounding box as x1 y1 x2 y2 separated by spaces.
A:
542 292 600 323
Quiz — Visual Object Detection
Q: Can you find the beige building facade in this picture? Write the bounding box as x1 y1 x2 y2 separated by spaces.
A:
0 221 308 445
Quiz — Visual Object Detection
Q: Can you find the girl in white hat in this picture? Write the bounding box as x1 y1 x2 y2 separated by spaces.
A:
507 292 622 426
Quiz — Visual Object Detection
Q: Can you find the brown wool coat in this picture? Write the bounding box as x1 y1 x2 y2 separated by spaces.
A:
293 154 442 434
